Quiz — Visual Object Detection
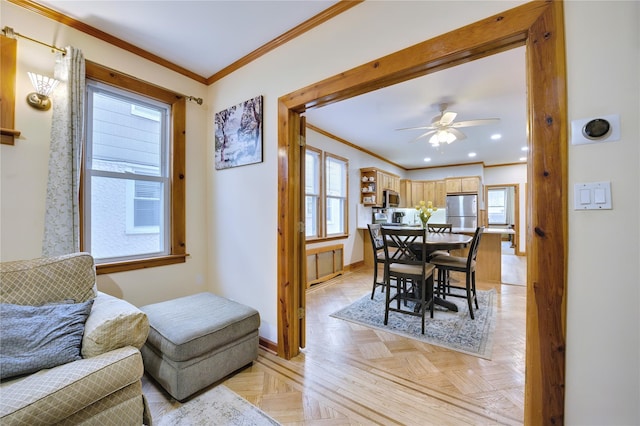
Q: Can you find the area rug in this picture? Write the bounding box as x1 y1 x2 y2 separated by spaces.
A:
330 288 497 359
156 385 280 426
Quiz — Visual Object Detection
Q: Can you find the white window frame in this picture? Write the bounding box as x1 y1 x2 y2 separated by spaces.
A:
305 147 321 238
324 153 348 237
125 170 163 235
487 187 508 225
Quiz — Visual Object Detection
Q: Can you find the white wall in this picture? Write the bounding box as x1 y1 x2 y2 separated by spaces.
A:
564 2 639 424
1 1 638 423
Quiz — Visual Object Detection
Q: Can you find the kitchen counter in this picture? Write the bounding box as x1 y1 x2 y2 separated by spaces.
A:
449 227 515 284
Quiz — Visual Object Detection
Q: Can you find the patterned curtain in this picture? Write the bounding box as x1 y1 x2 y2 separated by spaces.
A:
42 47 85 256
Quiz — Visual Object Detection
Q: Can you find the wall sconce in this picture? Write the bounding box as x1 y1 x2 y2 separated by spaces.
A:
26 72 60 111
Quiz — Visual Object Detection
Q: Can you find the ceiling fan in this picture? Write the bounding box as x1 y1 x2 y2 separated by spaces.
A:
398 103 499 146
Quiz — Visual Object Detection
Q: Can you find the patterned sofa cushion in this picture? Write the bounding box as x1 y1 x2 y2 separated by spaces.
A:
82 292 149 358
0 253 96 306
0 346 144 425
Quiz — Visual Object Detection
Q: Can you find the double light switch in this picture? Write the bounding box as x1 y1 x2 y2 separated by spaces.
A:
574 181 612 210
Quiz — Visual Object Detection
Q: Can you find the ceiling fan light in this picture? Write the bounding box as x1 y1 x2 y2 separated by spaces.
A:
445 132 456 144
428 134 440 146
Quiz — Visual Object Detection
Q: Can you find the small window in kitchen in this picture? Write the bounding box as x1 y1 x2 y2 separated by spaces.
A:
487 187 508 224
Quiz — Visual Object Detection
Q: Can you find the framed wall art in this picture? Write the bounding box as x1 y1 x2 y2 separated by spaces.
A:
214 95 263 170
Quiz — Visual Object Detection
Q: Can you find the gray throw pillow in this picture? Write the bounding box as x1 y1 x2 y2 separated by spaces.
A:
0 299 94 380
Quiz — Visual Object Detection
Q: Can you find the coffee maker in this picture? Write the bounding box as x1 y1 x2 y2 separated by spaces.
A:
392 211 405 224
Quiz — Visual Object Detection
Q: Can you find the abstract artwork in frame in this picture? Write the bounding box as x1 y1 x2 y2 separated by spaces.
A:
214 95 263 170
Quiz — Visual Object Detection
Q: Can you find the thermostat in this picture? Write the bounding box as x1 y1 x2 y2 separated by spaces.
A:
571 114 620 145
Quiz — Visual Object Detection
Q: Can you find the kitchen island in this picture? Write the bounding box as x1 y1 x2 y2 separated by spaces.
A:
451 227 515 284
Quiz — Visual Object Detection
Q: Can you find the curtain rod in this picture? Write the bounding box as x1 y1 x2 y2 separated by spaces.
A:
2 26 204 106
2 26 66 55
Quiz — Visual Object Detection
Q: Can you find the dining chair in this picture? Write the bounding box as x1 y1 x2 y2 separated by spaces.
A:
429 226 484 320
381 227 436 334
426 223 453 260
367 224 387 299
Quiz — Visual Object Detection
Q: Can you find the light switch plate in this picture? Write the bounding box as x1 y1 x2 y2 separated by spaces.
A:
574 181 612 210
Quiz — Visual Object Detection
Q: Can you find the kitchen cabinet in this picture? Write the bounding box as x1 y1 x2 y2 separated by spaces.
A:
360 167 400 207
423 181 436 205
435 180 446 207
401 179 446 207
359 169 378 206
461 177 480 193
399 179 411 207
445 176 481 194
410 181 423 208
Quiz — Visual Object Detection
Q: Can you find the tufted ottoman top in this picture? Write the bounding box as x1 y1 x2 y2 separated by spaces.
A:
140 292 260 362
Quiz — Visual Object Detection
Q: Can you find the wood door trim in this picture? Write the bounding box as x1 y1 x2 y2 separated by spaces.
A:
278 1 567 424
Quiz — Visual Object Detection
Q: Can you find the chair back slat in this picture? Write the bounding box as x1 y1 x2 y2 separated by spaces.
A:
367 224 384 251
381 227 429 266
427 223 452 233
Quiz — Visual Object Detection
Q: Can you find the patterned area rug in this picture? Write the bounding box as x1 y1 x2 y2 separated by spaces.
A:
330 288 497 359
155 385 280 426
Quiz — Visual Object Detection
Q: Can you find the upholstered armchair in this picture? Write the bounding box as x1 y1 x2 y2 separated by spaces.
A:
0 253 151 425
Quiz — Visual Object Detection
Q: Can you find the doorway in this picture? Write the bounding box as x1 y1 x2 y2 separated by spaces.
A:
277 2 567 423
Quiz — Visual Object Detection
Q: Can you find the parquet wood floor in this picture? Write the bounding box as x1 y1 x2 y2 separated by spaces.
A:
145 260 526 425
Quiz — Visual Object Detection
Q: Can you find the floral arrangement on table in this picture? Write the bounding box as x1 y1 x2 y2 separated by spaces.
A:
415 200 437 228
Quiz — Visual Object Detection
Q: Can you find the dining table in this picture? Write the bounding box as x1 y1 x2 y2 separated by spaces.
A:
381 225 473 312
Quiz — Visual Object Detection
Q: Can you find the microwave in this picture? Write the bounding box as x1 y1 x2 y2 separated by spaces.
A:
383 190 400 208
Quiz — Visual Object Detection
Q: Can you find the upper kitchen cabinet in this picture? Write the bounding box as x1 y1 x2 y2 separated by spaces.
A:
360 167 400 207
435 180 446 207
402 179 446 207
445 176 481 194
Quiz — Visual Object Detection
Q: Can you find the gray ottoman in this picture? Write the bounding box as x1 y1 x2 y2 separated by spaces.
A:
139 292 260 401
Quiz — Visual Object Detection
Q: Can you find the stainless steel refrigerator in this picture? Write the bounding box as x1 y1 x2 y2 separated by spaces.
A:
446 194 478 229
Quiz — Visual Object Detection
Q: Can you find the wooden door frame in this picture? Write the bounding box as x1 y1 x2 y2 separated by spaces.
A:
278 1 567 424
485 183 521 255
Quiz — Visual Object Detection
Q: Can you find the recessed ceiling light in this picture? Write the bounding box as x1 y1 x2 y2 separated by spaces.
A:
423 157 431 162
468 152 477 158
491 134 502 140
519 157 527 161
521 146 529 151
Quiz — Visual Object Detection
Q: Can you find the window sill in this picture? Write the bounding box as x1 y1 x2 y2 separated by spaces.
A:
96 253 188 274
306 234 349 244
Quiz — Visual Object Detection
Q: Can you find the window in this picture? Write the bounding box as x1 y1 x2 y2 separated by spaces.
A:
487 187 508 224
83 62 186 273
325 154 347 235
305 146 348 240
305 147 321 238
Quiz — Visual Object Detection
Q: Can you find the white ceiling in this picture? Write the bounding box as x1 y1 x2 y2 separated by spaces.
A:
34 0 527 170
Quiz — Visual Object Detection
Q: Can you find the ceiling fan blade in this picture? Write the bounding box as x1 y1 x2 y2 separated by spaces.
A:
396 125 436 131
448 128 467 140
408 130 436 143
451 118 500 128
439 111 457 126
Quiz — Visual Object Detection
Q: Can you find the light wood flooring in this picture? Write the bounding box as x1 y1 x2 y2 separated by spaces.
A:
144 255 527 425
